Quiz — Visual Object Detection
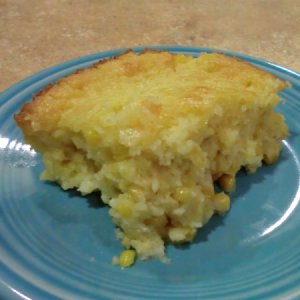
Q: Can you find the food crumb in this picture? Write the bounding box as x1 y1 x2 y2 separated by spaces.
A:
113 250 136 268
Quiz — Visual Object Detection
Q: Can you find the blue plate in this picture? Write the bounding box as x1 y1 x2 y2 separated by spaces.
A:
1 46 300 300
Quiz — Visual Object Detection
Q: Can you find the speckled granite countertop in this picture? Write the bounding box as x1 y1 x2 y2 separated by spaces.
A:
0 0 299 92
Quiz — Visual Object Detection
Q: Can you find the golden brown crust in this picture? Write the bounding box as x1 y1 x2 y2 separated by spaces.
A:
35 83 54 98
14 49 288 134
14 103 31 128
14 49 165 130
92 49 134 68
214 52 288 85
14 51 127 129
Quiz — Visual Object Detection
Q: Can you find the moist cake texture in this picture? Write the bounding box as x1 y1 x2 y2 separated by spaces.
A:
15 50 288 262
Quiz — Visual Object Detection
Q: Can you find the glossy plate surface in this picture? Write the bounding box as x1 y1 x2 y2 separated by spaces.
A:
1 46 300 300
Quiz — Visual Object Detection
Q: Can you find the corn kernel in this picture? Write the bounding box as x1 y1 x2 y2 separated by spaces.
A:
219 174 236 192
118 250 136 268
214 192 230 215
115 203 132 218
173 187 193 202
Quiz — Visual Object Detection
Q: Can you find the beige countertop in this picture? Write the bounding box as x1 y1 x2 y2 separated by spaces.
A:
0 0 299 92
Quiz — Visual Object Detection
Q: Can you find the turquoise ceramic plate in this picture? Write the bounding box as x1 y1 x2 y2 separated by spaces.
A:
1 46 300 300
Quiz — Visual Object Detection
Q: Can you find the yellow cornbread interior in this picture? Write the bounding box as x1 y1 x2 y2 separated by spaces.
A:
15 50 288 261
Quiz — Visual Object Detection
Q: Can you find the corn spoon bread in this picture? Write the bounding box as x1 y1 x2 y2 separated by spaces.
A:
15 50 288 263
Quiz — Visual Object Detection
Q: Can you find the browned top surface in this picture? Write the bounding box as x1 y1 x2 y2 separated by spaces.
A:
15 50 286 142
1 0 299 92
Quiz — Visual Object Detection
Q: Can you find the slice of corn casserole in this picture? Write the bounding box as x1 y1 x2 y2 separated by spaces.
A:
15 50 288 262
